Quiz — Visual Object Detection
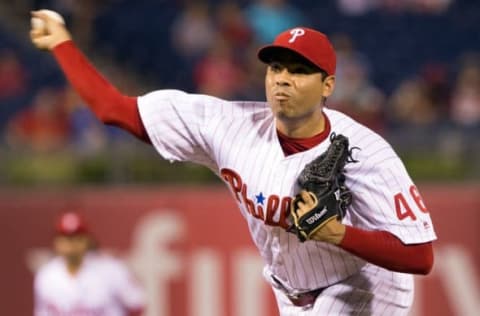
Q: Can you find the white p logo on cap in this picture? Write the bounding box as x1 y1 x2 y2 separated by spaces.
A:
288 28 306 43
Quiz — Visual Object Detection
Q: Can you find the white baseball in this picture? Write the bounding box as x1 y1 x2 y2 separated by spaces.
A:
31 9 65 30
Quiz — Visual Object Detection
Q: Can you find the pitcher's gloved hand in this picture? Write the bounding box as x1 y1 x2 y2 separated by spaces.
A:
288 134 357 242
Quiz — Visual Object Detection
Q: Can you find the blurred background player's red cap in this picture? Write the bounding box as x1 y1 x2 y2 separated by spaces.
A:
257 27 336 76
55 211 89 236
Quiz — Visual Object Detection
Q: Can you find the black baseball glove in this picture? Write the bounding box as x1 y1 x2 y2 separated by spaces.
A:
288 133 357 242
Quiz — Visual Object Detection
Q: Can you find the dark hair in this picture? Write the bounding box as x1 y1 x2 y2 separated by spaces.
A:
319 69 329 81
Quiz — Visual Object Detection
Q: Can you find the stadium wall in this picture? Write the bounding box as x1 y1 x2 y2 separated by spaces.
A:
0 184 478 316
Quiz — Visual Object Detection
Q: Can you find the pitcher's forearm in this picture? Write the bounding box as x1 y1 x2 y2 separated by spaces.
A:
52 41 149 142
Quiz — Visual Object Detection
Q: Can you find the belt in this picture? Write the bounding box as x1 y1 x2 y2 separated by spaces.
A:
285 287 325 307
271 275 326 308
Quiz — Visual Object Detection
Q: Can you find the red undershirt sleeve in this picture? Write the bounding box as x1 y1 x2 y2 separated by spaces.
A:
52 40 150 143
339 225 434 275
128 308 144 316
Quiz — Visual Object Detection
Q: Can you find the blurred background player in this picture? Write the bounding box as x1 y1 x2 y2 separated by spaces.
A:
34 211 145 316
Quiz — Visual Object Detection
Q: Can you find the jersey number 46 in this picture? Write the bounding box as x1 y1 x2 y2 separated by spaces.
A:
394 185 428 221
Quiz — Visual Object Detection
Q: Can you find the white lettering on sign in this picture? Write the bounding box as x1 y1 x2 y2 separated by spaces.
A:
434 245 480 316
130 211 185 316
128 210 268 316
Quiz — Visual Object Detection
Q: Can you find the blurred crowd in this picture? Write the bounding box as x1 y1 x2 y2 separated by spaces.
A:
1 0 479 157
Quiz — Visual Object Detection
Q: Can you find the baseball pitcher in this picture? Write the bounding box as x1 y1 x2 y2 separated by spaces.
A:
30 10 436 315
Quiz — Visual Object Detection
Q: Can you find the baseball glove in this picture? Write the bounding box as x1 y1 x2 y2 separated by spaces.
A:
288 133 357 242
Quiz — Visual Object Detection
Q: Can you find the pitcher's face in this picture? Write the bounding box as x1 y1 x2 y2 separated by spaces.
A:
265 49 335 122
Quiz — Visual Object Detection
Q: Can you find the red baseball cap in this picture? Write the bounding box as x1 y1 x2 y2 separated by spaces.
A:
258 27 336 76
55 212 89 236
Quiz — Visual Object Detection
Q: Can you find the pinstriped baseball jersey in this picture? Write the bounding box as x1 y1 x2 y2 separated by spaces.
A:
34 253 145 316
138 89 436 312
272 263 415 316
